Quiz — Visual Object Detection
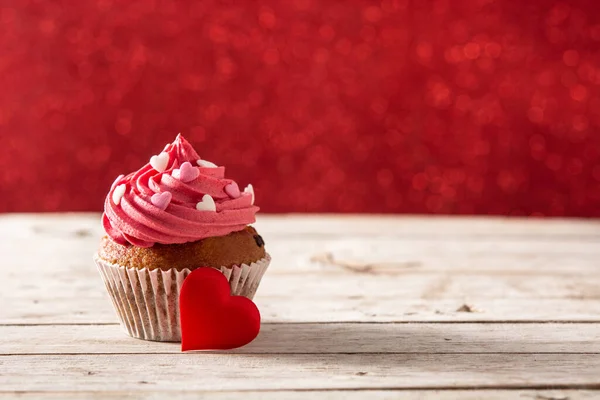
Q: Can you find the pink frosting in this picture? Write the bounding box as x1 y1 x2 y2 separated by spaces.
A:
102 134 257 247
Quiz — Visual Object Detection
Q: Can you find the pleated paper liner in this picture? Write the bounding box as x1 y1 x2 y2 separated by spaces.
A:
94 254 271 342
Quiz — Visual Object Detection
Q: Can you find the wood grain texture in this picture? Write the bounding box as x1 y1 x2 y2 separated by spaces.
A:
6 296 600 324
1 323 599 355
2 214 599 286
1 354 600 391
2 213 599 324
1 214 599 396
4 257 600 324
6 266 600 298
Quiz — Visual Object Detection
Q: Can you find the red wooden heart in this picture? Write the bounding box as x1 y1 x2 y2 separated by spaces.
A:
179 267 261 351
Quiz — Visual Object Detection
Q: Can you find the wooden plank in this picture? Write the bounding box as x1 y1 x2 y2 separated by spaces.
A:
2 215 599 279
2 225 599 277
2 213 599 237
5 242 599 275
3 225 600 257
3 257 600 324
2 323 599 355
1 354 600 391
0 390 597 399
6 268 600 300
4 294 600 324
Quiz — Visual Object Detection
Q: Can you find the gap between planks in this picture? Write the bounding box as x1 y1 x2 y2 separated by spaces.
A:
4 320 600 326
0 390 599 399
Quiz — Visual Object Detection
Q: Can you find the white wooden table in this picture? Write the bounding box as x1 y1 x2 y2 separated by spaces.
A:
1 214 600 399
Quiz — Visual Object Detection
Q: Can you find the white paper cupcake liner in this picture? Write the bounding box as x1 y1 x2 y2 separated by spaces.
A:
93 254 271 342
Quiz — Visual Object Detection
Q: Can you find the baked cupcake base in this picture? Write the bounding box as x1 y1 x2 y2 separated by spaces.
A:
94 254 270 342
97 226 266 271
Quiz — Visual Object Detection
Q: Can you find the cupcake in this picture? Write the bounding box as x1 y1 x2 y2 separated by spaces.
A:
94 134 270 342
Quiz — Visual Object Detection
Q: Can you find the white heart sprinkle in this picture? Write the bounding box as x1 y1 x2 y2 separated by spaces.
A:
196 194 216 212
150 152 169 172
110 174 125 190
112 184 126 205
197 159 218 168
244 184 254 205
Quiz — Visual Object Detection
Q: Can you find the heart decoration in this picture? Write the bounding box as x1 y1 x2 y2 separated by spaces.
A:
244 184 254 205
196 194 216 212
150 152 169 172
110 174 125 190
112 184 126 205
197 159 218 168
172 161 200 183
180 268 261 351
224 182 241 198
151 191 172 210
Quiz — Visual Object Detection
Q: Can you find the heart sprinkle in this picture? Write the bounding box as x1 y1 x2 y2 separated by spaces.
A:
151 191 172 210
172 161 200 182
196 194 216 212
150 152 169 172
224 182 241 198
112 184 126 205
197 159 218 168
244 184 254 205
110 174 125 190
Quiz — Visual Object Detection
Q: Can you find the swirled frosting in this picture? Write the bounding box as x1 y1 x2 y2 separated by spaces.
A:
102 134 257 247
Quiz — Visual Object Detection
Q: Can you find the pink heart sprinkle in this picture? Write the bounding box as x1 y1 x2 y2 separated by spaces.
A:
176 161 200 183
151 191 172 210
225 182 241 198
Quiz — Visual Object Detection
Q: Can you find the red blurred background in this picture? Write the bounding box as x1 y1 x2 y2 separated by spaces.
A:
1 0 599 215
